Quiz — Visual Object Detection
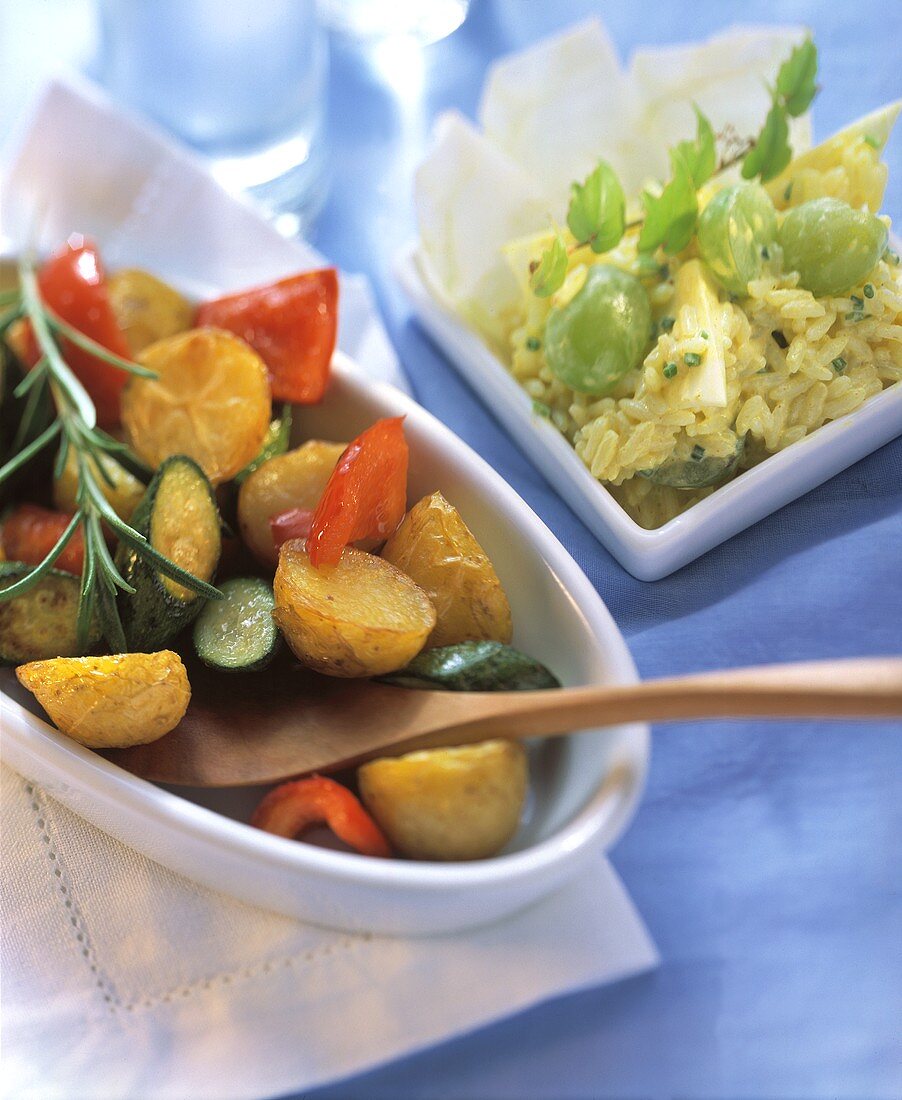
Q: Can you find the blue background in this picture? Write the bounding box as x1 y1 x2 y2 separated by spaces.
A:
303 2 902 1097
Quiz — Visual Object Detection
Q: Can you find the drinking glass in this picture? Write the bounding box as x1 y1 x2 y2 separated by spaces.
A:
318 0 470 44
97 0 329 234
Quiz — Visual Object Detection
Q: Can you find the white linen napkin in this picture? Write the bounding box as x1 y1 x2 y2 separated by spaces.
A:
0 75 658 1100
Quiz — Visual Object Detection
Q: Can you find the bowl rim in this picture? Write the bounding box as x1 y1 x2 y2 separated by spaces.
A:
1 350 649 893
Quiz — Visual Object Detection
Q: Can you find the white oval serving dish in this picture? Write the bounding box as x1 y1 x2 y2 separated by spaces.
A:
0 351 649 936
396 244 902 581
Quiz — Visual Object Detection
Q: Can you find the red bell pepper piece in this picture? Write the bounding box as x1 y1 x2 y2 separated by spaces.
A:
270 507 315 549
251 776 392 858
195 269 338 404
2 504 85 576
26 235 133 427
306 417 408 568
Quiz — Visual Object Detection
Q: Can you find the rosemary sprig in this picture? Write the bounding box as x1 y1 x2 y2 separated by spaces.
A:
0 253 222 650
45 309 157 379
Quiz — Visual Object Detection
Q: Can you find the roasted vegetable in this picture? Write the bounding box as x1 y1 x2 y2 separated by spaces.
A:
1 504 85 576
117 455 221 650
640 434 746 489
108 268 193 355
251 776 392 857
381 492 513 648
233 406 293 486
273 542 435 677
21 236 133 426
122 328 271 485
237 440 346 567
0 562 100 664
358 740 528 861
381 641 559 692
195 269 338 404
307 418 408 567
53 446 146 523
193 576 280 672
16 650 191 748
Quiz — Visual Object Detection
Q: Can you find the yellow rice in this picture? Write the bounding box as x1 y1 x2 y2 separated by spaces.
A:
503 142 902 529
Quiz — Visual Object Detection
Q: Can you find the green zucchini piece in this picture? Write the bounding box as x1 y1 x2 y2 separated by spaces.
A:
233 405 293 485
193 576 280 672
117 455 221 650
380 641 561 692
639 434 745 489
0 561 101 664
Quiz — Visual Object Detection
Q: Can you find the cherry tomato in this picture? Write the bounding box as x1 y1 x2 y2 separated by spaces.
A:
307 417 408 568
270 507 315 547
2 504 85 576
36 235 133 426
251 776 392 858
195 269 338 404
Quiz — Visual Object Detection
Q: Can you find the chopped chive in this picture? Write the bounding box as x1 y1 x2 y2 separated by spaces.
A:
845 311 866 322
659 316 675 333
691 444 706 462
850 294 864 310
659 263 670 280
783 182 794 202
863 134 880 149
885 248 901 265
663 362 678 379
772 330 789 349
863 283 875 299
831 357 847 372
761 245 770 260
683 352 702 367
532 399 552 418
525 336 541 351
700 329 709 340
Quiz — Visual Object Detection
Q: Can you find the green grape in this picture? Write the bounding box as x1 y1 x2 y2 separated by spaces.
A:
544 265 651 394
778 198 889 297
697 183 777 296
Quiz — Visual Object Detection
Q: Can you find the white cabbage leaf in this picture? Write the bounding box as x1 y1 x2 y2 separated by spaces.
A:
413 111 550 350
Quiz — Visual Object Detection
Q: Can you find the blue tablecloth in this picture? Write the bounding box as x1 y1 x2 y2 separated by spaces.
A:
303 2 901 1097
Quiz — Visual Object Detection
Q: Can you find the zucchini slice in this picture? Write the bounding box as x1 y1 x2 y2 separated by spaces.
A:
380 641 561 692
639 434 745 489
233 405 293 486
0 562 101 664
117 455 221 650
193 576 280 672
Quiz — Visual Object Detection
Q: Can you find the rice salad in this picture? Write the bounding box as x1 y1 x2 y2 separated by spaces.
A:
414 23 901 530
507 120 900 528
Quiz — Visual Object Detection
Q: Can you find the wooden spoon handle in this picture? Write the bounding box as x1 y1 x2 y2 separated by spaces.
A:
404 657 902 753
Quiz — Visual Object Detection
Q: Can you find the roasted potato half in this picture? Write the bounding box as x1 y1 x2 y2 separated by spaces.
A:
0 565 100 664
381 491 512 648
16 651 191 748
53 446 146 523
273 542 436 677
122 328 271 485
238 440 347 567
108 268 193 355
358 740 528 861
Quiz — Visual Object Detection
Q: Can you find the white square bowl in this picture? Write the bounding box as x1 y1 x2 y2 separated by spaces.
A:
397 246 902 580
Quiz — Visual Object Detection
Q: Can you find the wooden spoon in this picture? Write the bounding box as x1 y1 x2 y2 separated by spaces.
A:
103 656 902 787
